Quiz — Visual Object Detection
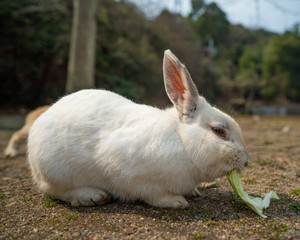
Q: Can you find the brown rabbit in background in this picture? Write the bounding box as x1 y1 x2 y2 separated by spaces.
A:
4 105 50 158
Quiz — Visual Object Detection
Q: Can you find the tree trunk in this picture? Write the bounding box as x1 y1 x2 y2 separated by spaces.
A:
66 0 98 93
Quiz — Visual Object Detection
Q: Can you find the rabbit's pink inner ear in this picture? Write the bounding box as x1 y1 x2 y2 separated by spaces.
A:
167 63 186 100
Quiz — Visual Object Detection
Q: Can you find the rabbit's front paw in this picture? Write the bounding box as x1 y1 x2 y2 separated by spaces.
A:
149 194 189 209
187 187 201 197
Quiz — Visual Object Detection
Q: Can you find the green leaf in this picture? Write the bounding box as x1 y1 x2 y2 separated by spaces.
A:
227 169 279 218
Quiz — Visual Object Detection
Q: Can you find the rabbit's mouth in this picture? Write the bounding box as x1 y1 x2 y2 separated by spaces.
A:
229 162 247 175
230 149 249 173
235 166 245 174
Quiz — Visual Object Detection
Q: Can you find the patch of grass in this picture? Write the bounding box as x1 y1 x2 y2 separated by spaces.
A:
234 201 247 211
244 179 256 184
188 206 201 215
247 164 255 168
279 199 288 205
0 193 6 199
188 205 214 219
268 221 290 238
16 175 30 180
44 219 59 226
284 146 292 152
205 219 216 225
22 197 33 202
92 210 103 217
0 166 8 172
269 183 277 187
256 160 272 166
263 138 272 145
42 197 60 208
268 221 277 227
291 157 299 162
229 193 248 211
104 226 122 233
63 211 81 221
290 189 300 196
154 207 176 214
275 224 289 238
57 226 69 232
287 202 299 210
191 231 206 239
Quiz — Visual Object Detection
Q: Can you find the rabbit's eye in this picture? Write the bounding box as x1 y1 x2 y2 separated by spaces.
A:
212 127 227 139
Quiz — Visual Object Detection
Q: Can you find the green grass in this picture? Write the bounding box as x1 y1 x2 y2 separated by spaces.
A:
44 219 59 226
291 157 299 162
244 179 256 184
247 163 255 168
188 205 214 219
42 197 60 208
263 138 272 145
191 231 206 239
256 160 273 166
269 183 277 187
188 206 201 215
284 146 293 152
287 202 299 210
205 219 216 225
233 202 247 211
91 210 103 217
0 193 6 199
290 189 300 196
63 211 81 221
16 175 30 180
268 221 289 238
22 197 33 202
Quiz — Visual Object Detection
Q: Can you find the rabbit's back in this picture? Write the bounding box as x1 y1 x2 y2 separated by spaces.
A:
28 90 192 198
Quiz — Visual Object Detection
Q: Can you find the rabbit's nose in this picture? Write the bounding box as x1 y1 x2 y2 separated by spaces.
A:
244 159 251 167
244 151 250 167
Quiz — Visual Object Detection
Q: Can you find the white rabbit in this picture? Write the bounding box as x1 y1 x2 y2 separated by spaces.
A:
27 50 249 208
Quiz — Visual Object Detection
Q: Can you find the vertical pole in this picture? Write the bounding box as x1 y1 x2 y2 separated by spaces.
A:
66 0 98 93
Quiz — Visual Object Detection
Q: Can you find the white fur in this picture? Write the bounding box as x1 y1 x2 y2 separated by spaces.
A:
27 50 249 208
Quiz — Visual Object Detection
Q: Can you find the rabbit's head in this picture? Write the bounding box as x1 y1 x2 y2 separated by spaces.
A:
163 50 249 182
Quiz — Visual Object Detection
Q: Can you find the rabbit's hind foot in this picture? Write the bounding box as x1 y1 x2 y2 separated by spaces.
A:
54 187 111 207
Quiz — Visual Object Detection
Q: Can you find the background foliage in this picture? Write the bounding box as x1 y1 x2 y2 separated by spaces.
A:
0 0 299 109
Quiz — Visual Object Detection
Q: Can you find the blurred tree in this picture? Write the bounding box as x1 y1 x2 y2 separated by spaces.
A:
189 0 206 19
1 0 299 109
262 29 300 101
95 0 162 103
0 0 71 107
66 0 98 93
235 46 263 100
190 2 230 48
215 24 274 103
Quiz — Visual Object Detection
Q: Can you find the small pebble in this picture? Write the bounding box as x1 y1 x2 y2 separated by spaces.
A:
253 115 260 122
281 126 290 133
72 232 80 237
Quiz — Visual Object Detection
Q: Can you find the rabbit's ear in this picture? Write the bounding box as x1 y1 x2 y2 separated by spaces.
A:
163 50 199 120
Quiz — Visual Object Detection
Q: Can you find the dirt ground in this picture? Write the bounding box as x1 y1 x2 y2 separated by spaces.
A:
0 116 299 240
